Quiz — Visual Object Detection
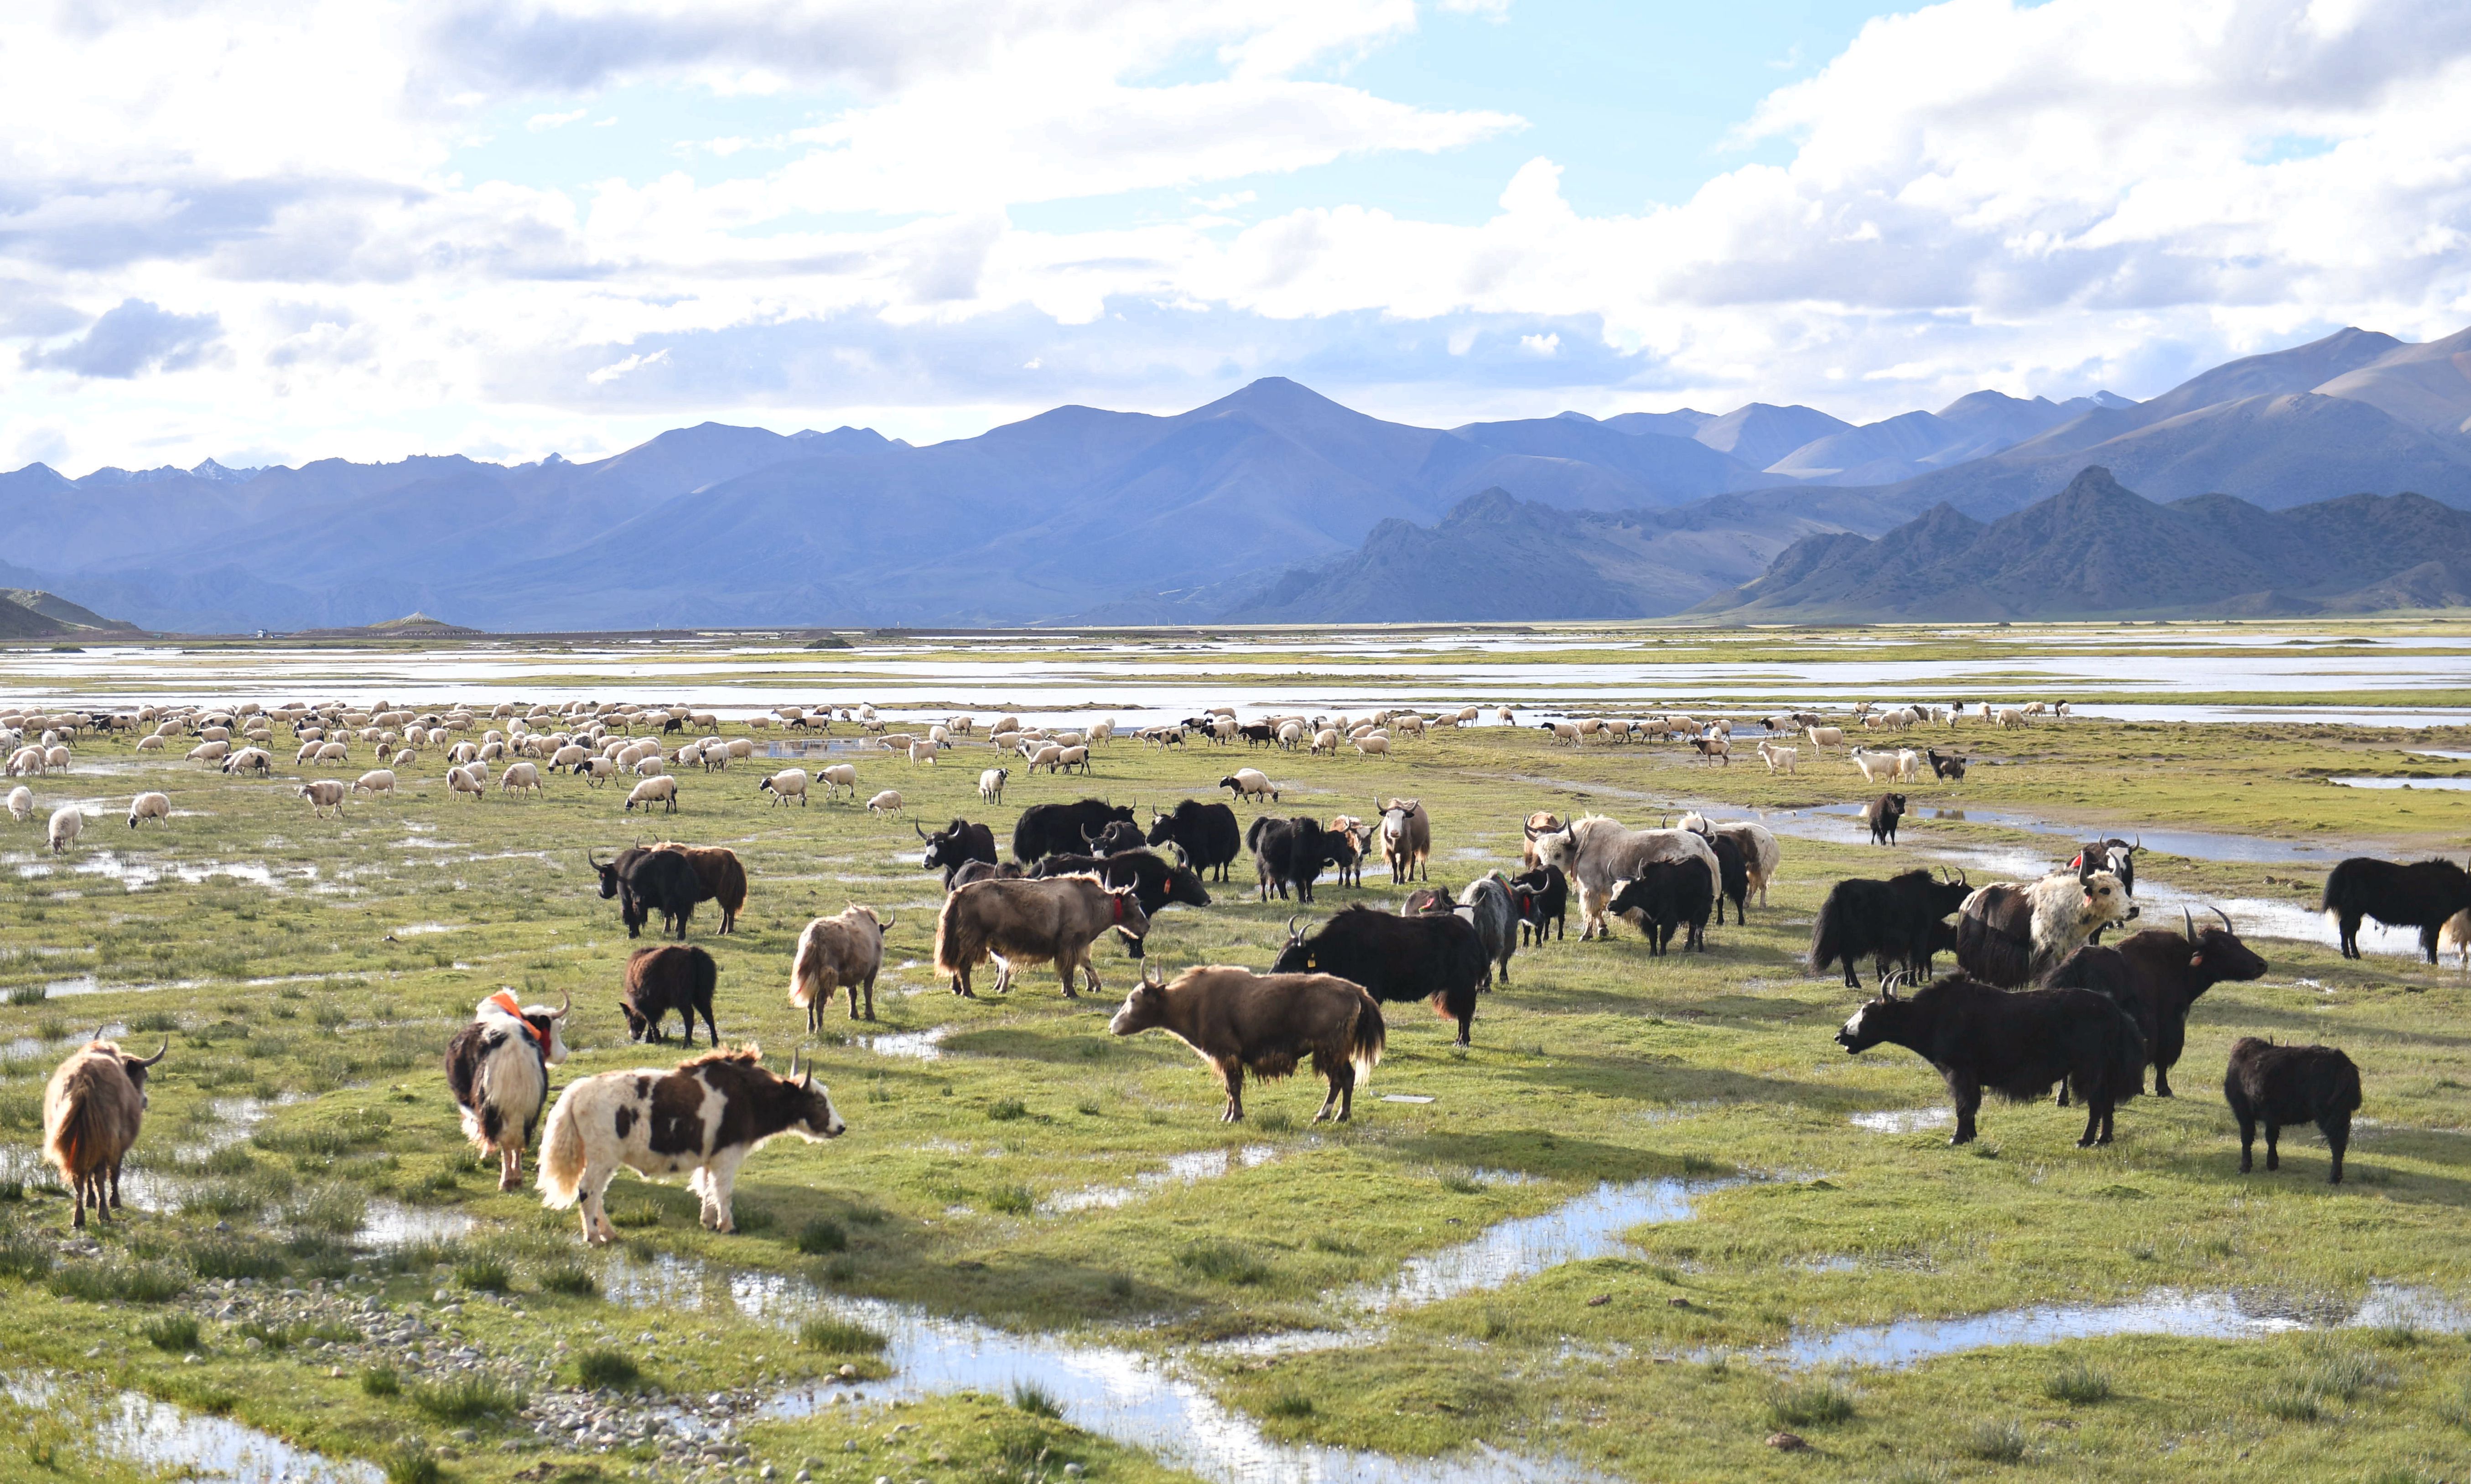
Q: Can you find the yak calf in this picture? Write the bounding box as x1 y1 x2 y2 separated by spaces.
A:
2225 1037 2362 1184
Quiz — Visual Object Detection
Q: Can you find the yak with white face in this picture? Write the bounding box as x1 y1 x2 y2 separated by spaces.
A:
538 1046 843 1245
444 990 572 1190
1952 865 2138 988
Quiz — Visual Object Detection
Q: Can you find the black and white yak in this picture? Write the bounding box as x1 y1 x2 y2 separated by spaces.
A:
537 1045 844 1244
1836 973 2145 1147
1952 861 2137 988
446 989 573 1191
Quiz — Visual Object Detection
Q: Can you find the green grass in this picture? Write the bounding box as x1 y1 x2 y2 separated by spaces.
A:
1964 1419 2028 1463
5 632 2471 1484
406 1375 524 1424
573 1348 642 1389
141 1314 201 1352
798 1316 887 1354
1765 1379 1856 1428
1012 1380 1064 1418
360 1366 401 1397
453 1256 512 1292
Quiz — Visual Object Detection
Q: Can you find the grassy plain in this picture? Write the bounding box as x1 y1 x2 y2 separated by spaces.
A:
1 631 2469 1483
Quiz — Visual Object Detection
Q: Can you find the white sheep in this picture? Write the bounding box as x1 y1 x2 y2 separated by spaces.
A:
1025 743 1064 774
634 756 667 778
135 735 166 752
448 763 488 799
1310 728 1342 756
9 746 47 777
353 769 398 798
579 757 614 787
866 789 903 815
1056 745 1090 774
818 763 858 801
500 762 543 798
908 741 939 766
978 767 1007 804
1996 707 2027 729
299 781 348 818
1848 746 1892 784
43 746 69 771
314 741 349 763
1755 741 1798 775
1354 734 1390 758
1805 726 1845 753
47 804 83 854
761 769 809 805
6 785 31 822
186 739 229 763
128 792 171 828
625 775 679 813
1894 748 1924 783
726 738 756 762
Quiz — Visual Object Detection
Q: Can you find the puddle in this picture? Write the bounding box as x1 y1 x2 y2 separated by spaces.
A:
2330 776 2471 791
1849 1109 1953 1134
1776 1282 2471 1370
388 922 462 936
6 1370 381 1483
860 1025 949 1059
356 1200 478 1247
1791 802 2340 866
1041 1145 1277 1214
1356 1178 1731 1311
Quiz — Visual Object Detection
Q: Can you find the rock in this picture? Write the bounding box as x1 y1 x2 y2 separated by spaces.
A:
1064 1465 1084 1477
433 1290 451 1304
1585 1294 1610 1307
452 1430 478 1443
1667 1297 1691 1308
839 1363 857 1379
1766 1432 1809 1452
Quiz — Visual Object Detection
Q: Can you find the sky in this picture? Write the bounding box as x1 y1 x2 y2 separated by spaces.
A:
5 0 2471 475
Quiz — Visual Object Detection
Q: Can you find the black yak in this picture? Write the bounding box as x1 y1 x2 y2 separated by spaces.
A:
2224 1038 2361 1183
1836 974 2144 1147
2320 855 2471 962
1810 868 1973 989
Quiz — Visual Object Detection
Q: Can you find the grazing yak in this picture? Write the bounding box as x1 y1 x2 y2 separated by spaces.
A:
1147 799 1242 882
1836 974 2145 1147
1531 815 1720 942
1013 799 1136 864
1029 847 1212 917
42 1037 168 1227
789 905 892 1026
1376 798 1432 883
1811 868 1973 988
539 1046 844 1244
592 847 714 940
1507 865 1568 944
619 944 720 1046
651 842 748 934
1275 906 1485 1046
1109 964 1385 1123
2320 855 2471 962
1247 815 1332 903
918 818 999 889
2044 908 2268 1096
1953 863 2137 988
2224 1037 2362 1184
933 875 1150 998
1606 861 1713 955
1864 793 1907 845
445 990 573 1190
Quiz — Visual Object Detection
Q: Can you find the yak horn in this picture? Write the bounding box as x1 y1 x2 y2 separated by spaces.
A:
914 821 929 840
556 989 572 1017
139 1039 169 1067
2211 905 2233 934
1286 914 1304 939
2183 907 2196 944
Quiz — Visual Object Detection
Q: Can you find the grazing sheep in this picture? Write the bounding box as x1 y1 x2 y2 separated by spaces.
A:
908 740 939 766
726 738 756 763
135 735 165 752
185 740 229 763
867 789 904 815
1354 734 1391 758
353 769 398 798
46 804 82 853
978 767 1008 804
314 741 349 763
500 761 544 798
9 745 47 776
298 781 348 819
448 763 488 799
625 775 679 814
1756 741 1798 774
760 768 809 805
7 785 31 822
817 763 859 801
127 792 170 828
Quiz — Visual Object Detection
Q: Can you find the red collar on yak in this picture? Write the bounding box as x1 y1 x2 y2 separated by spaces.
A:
487 989 545 1047
1111 893 1127 923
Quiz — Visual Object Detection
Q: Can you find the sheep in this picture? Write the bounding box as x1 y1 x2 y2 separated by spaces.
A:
760 768 809 805
1849 746 1894 784
1756 741 1798 775
1895 748 1925 783
127 792 171 828
135 735 165 752
1310 728 1342 756
9 746 47 776
625 775 679 814
185 739 228 763
1996 707 2025 729
446 763 488 799
298 781 348 818
908 740 940 766
867 789 904 815
7 785 30 822
500 761 544 799
1806 725 1845 753
353 769 398 799
979 767 1008 804
818 763 859 801
1026 743 1065 774
314 741 349 763
1538 721 1581 748
46 804 83 854
1354 734 1391 758
1057 745 1091 774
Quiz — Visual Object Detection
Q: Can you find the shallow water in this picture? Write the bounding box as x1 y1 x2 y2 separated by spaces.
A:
5 1370 381 1483
1355 1178 1729 1311
356 1199 478 1247
2331 776 2471 791
860 1024 949 1059
1776 1282 2470 1370
1041 1145 1278 1215
1848 1109 1952 1134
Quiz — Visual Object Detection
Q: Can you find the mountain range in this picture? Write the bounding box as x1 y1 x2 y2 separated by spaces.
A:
8 322 2471 631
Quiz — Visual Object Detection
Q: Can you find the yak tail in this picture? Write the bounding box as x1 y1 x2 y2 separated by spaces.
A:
1808 893 1846 975
1348 996 1386 1090
536 1084 587 1208
788 927 821 1010
931 898 980 979
42 1097 95 1182
2098 1006 2146 1107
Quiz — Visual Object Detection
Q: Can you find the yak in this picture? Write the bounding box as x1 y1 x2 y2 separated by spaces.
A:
933 875 1150 998
1275 906 1485 1046
619 945 720 1045
1146 799 1243 883
1507 865 1568 945
446 990 573 1190
2043 907 2267 1096
1108 964 1385 1123
1029 847 1213 916
2224 1037 2362 1184
42 1037 168 1227
1012 799 1136 864
918 818 998 889
1953 862 2137 988
1606 861 1713 955
592 847 715 940
1864 793 1907 845
2320 855 2471 962
1247 815 1330 903
1837 973 2145 1147
1810 868 1973 989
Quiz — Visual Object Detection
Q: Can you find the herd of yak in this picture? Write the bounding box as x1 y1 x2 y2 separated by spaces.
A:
47 758 2459 1241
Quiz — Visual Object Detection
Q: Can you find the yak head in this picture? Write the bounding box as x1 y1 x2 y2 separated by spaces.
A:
1837 973 1915 1053
1161 862 1211 910
1522 810 1563 841
1532 820 1582 873
618 998 656 1043
2071 867 2137 930
2184 905 2268 984
918 818 970 871
1402 887 1454 915
1108 964 1171 1037
589 852 622 900
776 1051 848 1140
1086 820 1143 854
114 1038 170 1105
1271 914 1314 974
1107 887 1151 957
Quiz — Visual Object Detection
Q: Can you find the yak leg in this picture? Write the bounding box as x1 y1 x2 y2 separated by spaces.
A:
500 1142 523 1192
2263 1120 2281 1172
108 1155 125 1211
2322 1113 2350 1183
2235 1110 2258 1172
578 1169 618 1245
2077 1091 2107 1147
857 970 877 1022
1316 1060 1354 1123
2154 1014 2185 1097
1944 1072 1981 1145
1218 1058 1246 1122
697 1148 750 1232
2337 911 2362 959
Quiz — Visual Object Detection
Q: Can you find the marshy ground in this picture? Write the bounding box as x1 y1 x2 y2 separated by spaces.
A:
3 622 2470 1483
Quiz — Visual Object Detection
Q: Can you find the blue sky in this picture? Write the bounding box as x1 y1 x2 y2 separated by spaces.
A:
5 0 2469 473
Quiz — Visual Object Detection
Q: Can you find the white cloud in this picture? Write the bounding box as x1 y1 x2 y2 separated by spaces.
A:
4 0 2471 472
